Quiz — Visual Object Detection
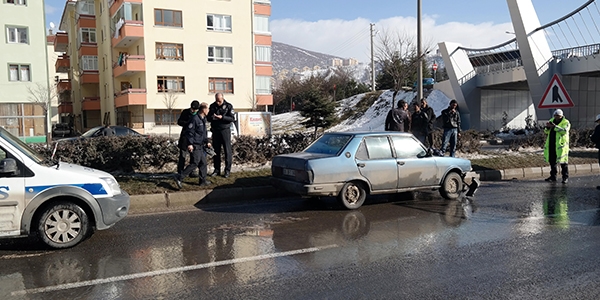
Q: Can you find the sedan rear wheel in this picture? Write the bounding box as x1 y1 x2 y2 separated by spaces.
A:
338 181 366 210
440 172 463 200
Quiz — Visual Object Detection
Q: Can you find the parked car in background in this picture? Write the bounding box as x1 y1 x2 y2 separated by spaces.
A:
59 126 145 142
271 132 474 209
413 77 435 89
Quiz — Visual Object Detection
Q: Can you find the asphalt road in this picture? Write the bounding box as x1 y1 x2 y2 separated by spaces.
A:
2 175 600 299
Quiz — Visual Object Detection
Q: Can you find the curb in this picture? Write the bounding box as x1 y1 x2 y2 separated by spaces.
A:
128 164 599 214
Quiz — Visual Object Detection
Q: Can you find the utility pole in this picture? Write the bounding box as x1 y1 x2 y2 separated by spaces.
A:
417 0 423 101
370 23 375 92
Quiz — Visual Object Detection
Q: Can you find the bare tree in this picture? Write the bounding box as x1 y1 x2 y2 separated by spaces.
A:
27 82 59 143
162 89 179 136
375 29 433 94
247 93 258 112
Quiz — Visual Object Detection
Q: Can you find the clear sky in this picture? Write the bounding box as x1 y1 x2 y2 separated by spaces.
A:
43 0 586 62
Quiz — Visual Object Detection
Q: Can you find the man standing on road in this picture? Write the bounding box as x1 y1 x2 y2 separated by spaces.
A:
176 100 199 174
440 99 461 157
174 102 211 189
421 98 436 148
411 102 429 145
544 109 570 184
208 93 235 178
385 100 410 132
590 114 600 189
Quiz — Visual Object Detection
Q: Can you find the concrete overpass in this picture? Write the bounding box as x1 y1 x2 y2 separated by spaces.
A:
438 0 600 130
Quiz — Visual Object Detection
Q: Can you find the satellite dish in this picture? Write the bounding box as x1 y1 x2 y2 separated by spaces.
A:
49 22 55 29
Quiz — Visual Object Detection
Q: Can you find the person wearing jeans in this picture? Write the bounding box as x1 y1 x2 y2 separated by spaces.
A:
440 99 461 157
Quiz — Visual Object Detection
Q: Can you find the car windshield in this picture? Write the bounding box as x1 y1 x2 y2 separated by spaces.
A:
0 127 45 164
305 134 353 155
81 126 103 137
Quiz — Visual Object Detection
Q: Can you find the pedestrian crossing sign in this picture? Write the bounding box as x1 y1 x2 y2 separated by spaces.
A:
538 74 574 109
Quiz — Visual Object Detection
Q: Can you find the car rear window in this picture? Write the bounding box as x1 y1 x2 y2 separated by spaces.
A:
305 134 352 155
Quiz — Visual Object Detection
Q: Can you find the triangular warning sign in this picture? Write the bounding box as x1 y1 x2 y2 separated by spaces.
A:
538 74 574 109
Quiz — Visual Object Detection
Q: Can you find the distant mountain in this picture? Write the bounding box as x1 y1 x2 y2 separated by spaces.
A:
272 41 344 76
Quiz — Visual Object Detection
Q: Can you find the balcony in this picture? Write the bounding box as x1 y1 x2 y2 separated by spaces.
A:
115 88 147 108
81 70 99 84
82 97 101 111
77 15 96 28
112 21 144 48
58 102 73 114
55 54 70 73
254 2 271 15
54 32 68 52
110 0 143 16
256 94 273 106
113 55 145 77
57 79 71 92
78 43 98 57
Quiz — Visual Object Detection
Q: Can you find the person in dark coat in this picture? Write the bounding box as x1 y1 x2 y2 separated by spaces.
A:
590 114 600 189
177 100 198 174
411 102 429 145
421 98 436 148
207 93 236 178
174 102 211 189
385 100 410 132
101 124 115 136
440 99 461 157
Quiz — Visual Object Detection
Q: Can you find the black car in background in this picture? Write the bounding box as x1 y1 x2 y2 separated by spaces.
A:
51 123 76 138
57 125 146 142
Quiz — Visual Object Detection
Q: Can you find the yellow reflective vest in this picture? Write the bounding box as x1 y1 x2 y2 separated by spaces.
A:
544 117 570 163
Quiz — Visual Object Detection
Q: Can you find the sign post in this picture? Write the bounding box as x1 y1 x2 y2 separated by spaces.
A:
432 63 438 82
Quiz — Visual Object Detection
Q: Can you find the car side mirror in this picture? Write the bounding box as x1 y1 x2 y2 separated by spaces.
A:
417 149 432 158
0 158 18 176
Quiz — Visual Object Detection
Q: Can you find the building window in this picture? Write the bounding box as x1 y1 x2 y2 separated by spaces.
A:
77 0 95 15
208 46 232 63
81 55 98 70
0 103 45 138
157 76 185 92
209 78 234 94
79 28 96 44
154 109 179 125
154 9 182 27
7 26 27 44
156 42 184 60
255 46 271 62
254 15 270 34
5 0 27 5
8 64 30 81
207 14 231 32
256 76 271 94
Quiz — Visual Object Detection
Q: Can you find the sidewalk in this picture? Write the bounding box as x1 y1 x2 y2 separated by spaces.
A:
128 163 600 214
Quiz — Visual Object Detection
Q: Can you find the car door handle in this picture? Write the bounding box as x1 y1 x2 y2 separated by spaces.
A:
397 161 405 166
357 163 366 168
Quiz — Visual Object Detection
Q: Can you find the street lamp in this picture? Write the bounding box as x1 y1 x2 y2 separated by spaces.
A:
417 0 423 101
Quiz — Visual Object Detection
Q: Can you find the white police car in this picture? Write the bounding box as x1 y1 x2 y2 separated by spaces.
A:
0 127 129 248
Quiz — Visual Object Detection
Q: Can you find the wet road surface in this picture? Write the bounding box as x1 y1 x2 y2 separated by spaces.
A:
2 175 600 299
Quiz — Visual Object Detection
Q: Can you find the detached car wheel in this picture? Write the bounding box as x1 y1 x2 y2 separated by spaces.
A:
338 181 366 210
440 172 463 200
37 202 91 249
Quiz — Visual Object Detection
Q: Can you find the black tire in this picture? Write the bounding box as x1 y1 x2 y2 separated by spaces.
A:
440 172 463 200
338 181 366 210
37 202 90 249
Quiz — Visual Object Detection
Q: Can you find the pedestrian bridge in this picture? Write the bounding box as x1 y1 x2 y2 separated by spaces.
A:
439 0 600 130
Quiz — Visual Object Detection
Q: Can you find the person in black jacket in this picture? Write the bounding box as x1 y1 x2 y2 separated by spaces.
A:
207 93 236 178
590 114 600 190
410 102 429 145
385 100 410 132
440 99 461 157
176 100 198 174
420 98 436 148
174 102 211 189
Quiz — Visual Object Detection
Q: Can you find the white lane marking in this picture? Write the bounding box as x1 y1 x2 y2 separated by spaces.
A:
12 244 338 296
0 253 49 260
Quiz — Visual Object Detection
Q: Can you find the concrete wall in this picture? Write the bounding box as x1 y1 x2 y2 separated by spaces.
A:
480 89 535 131
561 75 600 128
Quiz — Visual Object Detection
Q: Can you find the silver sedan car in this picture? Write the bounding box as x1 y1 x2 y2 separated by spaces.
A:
271 132 474 209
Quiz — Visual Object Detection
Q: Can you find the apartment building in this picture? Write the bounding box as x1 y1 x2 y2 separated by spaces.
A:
56 0 272 134
1 0 51 142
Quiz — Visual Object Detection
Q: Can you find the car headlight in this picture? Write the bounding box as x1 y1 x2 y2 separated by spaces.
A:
102 177 122 196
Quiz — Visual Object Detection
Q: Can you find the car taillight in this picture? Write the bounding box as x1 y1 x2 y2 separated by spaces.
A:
296 169 313 184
